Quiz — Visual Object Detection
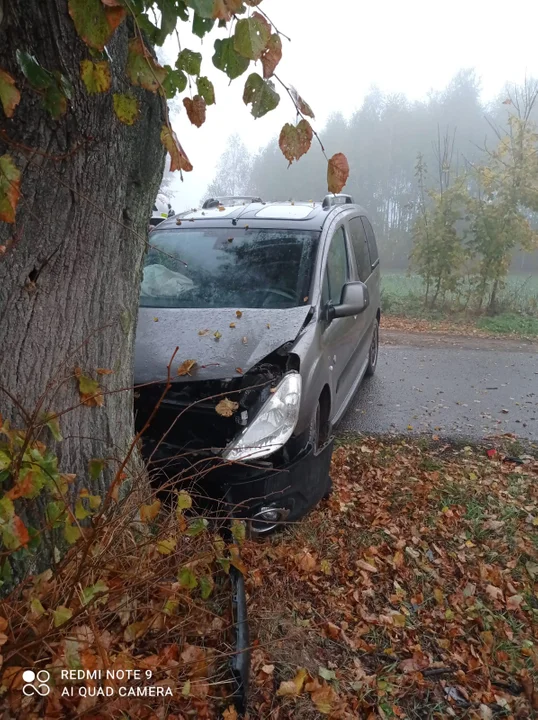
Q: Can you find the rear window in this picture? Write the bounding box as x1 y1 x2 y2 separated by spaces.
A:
140 228 319 309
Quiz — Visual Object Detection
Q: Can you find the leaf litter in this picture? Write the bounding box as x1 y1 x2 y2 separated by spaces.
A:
243 437 538 718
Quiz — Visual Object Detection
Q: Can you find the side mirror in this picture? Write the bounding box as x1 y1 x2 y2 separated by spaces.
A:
328 281 369 320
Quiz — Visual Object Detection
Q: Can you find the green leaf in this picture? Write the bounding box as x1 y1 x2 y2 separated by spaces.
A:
113 93 140 125
75 499 91 521
46 501 66 528
178 566 198 590
213 38 249 80
231 519 246 543
177 490 193 512
53 605 73 627
162 67 187 99
243 73 279 118
0 69 21 118
81 580 108 606
192 12 215 38
319 666 337 681
0 450 11 472
0 560 12 586
196 76 215 105
64 521 81 545
68 0 125 51
0 496 14 522
186 517 208 536
16 50 53 89
199 574 214 599
0 153 22 224
126 37 167 92
233 16 270 61
186 0 214 18
88 494 102 511
177 48 202 77
80 59 111 94
77 373 100 398
30 597 46 617
89 458 106 480
42 412 63 442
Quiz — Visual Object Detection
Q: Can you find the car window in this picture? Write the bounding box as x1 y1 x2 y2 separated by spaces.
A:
140 228 320 309
348 217 371 281
361 217 379 268
325 226 349 305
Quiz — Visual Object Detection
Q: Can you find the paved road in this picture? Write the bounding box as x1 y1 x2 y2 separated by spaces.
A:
340 330 538 446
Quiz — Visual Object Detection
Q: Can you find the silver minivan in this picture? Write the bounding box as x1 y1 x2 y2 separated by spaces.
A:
135 194 381 532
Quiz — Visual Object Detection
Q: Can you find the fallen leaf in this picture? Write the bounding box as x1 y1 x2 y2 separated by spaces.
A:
177 359 197 376
215 398 239 417
277 667 308 696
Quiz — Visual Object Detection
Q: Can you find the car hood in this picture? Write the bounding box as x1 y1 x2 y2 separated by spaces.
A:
134 306 310 384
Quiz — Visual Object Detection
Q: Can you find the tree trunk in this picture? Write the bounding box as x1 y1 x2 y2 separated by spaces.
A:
0 0 165 586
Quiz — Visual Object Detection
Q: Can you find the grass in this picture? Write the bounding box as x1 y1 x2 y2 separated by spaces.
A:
381 271 538 336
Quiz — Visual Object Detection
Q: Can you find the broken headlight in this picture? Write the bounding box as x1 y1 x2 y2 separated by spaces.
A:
223 372 301 462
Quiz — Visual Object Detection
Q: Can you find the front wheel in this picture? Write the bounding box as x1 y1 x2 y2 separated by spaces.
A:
365 318 379 377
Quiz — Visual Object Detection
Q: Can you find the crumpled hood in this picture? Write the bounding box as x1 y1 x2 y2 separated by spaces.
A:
134 306 310 384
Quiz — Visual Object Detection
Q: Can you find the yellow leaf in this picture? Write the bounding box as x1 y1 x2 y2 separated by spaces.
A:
140 499 161 523
277 668 308 696
215 398 239 417
434 588 444 606
156 538 176 555
80 59 111 93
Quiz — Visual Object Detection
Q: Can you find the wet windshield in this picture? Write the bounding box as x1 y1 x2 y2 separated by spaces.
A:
140 228 319 309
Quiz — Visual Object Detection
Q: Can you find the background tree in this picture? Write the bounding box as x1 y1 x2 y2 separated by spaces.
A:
204 132 252 200
0 0 349 584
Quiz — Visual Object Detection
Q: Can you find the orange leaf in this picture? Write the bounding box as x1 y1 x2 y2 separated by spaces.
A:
261 34 282 79
327 153 350 194
177 359 197 376
183 95 206 128
139 499 161 522
0 154 21 224
0 69 21 118
161 125 193 173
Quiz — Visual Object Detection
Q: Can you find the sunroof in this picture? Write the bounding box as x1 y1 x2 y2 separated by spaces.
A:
255 205 314 220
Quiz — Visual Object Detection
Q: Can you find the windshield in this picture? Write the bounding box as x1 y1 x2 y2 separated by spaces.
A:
140 228 319 309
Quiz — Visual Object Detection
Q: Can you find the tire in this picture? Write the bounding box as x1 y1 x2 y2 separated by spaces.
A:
365 318 379 377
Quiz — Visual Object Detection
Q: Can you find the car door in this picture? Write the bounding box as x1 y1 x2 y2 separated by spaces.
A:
319 224 358 416
348 215 376 363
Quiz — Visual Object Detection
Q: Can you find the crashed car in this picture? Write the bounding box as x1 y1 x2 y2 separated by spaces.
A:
134 194 381 533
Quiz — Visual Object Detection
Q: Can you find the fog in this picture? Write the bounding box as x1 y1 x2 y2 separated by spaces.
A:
161 0 538 213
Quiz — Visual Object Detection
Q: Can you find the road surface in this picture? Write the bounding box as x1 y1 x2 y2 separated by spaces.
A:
340 330 538 446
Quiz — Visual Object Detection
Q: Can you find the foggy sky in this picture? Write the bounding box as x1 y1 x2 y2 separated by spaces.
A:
164 0 538 211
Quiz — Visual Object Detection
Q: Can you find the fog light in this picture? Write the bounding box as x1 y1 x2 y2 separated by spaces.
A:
250 505 290 535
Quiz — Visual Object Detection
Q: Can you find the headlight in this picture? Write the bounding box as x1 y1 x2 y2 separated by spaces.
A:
223 372 301 462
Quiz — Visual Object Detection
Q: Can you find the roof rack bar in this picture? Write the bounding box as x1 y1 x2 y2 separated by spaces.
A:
322 194 354 209
202 196 262 209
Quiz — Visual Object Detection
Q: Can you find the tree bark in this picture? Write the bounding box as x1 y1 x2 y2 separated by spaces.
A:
0 0 164 585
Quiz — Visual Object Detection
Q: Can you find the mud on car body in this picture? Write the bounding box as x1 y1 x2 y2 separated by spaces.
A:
134 195 381 533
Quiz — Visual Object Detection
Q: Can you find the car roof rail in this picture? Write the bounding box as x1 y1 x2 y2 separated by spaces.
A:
201 196 263 209
322 193 354 209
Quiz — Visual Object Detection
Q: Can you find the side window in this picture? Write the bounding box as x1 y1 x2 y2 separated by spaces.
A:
361 217 379 268
325 226 349 305
348 217 371 281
